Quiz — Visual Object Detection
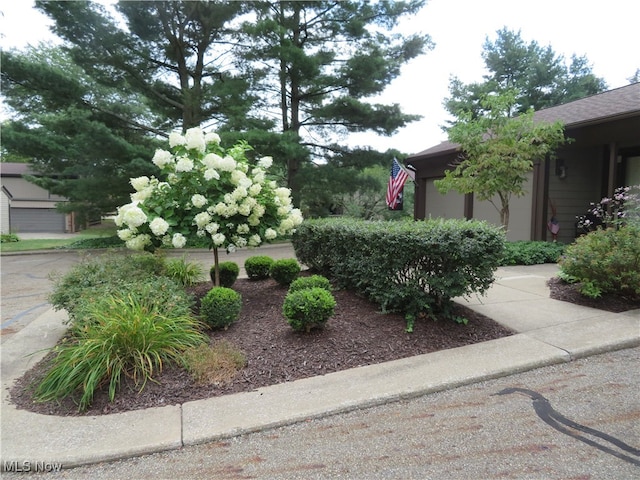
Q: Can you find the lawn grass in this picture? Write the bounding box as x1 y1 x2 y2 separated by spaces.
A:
0 222 119 253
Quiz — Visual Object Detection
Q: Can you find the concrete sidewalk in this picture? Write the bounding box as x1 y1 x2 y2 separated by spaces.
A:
1 264 638 469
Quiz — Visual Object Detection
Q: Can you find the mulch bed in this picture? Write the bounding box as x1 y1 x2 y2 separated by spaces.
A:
9 275 637 417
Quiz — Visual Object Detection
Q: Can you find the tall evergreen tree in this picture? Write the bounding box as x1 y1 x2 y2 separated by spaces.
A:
444 28 607 119
239 1 432 207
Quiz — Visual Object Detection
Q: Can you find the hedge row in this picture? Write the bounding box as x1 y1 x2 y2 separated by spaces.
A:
292 218 505 323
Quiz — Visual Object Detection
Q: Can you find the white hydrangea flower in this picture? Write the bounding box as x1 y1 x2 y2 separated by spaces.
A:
277 206 290 217
171 233 187 249
248 234 262 247
234 236 248 248
202 153 223 169
193 211 212 228
275 187 291 204
227 243 236 253
219 155 236 172
117 228 134 241
290 208 303 225
237 223 250 234
213 202 227 216
264 228 277 240
237 203 251 216
122 205 147 228
248 214 261 226
258 156 273 169
204 168 220 181
191 194 208 208
131 186 153 203
149 217 170 236
252 204 265 218
126 234 151 251
169 132 186 148
185 127 206 153
130 176 150 191
248 183 262 196
252 170 266 184
212 233 225 246
152 149 174 168
278 217 295 234
205 131 221 144
205 222 219 234
175 157 194 172
231 170 247 186
167 173 179 184
231 187 248 201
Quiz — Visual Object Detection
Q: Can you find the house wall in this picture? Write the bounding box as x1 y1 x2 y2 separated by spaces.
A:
472 173 534 241
547 146 602 244
424 179 466 219
1 189 10 234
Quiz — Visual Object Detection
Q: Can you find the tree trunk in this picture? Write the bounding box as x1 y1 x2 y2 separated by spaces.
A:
212 247 220 287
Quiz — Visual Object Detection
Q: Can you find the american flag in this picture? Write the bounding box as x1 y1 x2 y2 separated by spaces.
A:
386 158 409 209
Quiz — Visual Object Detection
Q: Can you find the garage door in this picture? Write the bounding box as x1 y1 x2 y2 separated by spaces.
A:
10 208 66 233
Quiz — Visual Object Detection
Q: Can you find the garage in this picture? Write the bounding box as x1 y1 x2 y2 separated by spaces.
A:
9 207 67 233
1 163 75 234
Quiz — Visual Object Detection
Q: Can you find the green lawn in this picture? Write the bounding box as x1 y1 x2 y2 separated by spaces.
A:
0 223 119 253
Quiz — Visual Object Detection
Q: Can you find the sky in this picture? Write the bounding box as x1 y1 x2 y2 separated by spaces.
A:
1 0 639 155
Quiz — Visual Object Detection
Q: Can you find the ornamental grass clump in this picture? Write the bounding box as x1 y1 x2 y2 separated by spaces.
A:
244 255 274 280
211 261 239 287
283 287 336 332
200 287 242 329
34 294 207 412
164 255 203 286
270 258 301 285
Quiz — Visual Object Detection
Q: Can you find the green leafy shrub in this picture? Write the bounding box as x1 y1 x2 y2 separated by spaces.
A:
211 261 239 287
288 275 332 293
283 287 336 332
244 255 274 280
200 287 242 329
270 258 301 285
182 341 247 386
1 233 19 243
292 218 504 326
49 252 168 316
64 236 125 249
165 255 203 286
501 241 565 265
559 226 640 299
34 293 206 412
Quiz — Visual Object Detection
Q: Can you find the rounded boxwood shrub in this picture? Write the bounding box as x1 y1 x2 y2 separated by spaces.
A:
200 287 242 329
244 255 274 280
283 287 336 332
270 258 301 285
210 262 239 287
288 275 332 293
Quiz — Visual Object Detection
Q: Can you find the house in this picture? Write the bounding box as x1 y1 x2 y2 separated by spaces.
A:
0 163 77 234
406 83 640 244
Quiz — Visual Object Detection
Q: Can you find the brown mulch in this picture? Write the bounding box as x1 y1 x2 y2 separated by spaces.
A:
9 274 637 417
547 277 640 313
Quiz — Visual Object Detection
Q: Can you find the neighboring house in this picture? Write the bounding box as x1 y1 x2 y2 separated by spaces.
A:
406 83 640 244
0 163 77 234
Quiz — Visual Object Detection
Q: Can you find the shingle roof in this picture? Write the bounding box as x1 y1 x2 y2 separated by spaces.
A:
409 83 640 160
0 163 34 176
